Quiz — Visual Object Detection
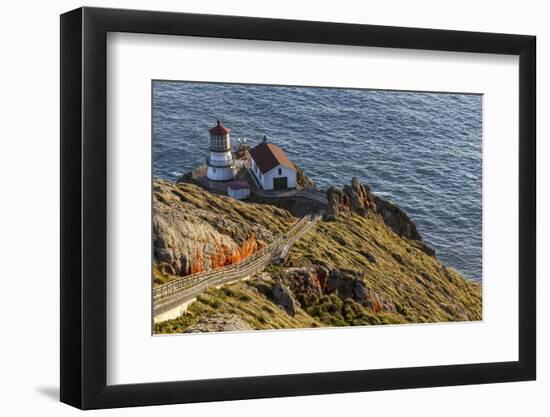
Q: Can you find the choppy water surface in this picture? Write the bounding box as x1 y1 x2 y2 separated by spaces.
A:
153 81 482 281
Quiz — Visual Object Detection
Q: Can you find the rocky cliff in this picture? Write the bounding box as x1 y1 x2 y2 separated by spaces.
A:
154 179 482 334
327 177 435 256
295 165 316 190
153 180 295 284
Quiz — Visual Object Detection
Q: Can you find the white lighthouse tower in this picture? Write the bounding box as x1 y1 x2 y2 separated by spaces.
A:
206 120 235 181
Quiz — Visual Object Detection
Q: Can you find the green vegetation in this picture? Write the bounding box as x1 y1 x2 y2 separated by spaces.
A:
287 213 482 323
154 181 482 334
295 293 403 326
154 281 323 334
153 264 172 286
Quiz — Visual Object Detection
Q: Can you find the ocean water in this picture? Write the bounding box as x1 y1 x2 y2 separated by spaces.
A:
153 81 482 281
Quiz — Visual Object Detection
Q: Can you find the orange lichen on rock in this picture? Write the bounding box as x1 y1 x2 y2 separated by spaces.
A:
209 245 232 270
372 296 381 314
209 234 260 270
229 234 259 264
191 247 204 274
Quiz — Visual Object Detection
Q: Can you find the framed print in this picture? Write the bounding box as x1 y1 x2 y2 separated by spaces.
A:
60 7 536 409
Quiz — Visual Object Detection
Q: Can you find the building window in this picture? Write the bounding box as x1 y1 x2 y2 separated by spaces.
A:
213 168 216 173
278 168 282 175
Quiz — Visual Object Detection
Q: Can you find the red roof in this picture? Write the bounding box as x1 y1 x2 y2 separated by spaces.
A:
227 180 250 190
209 120 231 135
249 142 296 174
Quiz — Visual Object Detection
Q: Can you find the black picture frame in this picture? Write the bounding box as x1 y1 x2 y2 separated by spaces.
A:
60 6 536 410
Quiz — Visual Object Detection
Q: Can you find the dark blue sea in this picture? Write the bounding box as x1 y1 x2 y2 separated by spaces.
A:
153 81 482 282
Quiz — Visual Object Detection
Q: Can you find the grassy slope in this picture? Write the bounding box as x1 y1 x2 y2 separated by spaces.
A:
154 180 296 235
287 213 482 323
155 281 324 333
154 182 482 333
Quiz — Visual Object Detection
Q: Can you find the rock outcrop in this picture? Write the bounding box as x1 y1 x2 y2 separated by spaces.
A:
326 177 435 256
327 177 377 220
324 269 396 314
280 266 396 314
281 265 330 298
295 165 316 190
153 180 294 278
154 200 267 276
373 196 421 241
272 283 297 317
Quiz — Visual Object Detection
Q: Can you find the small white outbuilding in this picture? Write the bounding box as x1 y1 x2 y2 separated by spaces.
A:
227 180 251 200
249 137 296 191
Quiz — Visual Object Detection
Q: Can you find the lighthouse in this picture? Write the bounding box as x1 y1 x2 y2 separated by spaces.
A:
206 120 235 181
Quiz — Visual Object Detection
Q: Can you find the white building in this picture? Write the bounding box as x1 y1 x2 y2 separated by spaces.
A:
249 137 297 190
227 180 250 200
206 120 235 181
